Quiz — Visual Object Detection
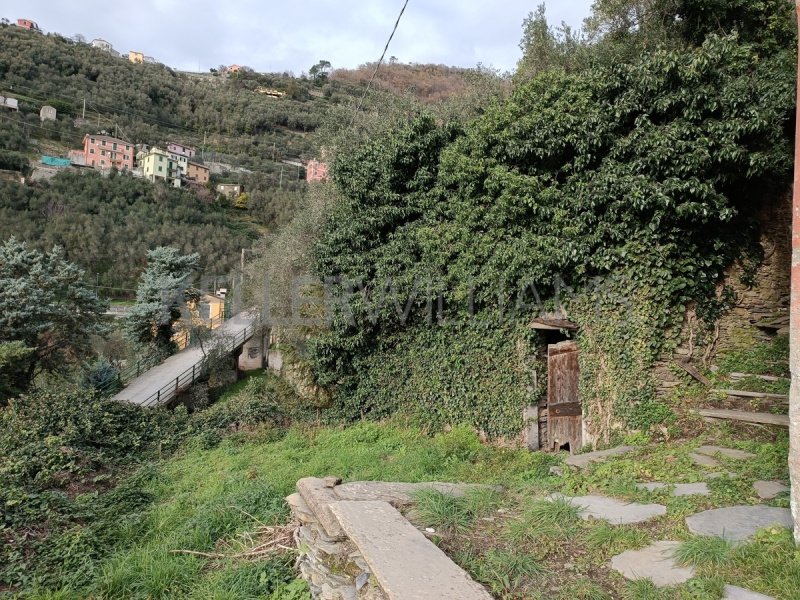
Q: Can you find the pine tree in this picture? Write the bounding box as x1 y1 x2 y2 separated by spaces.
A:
0 238 108 401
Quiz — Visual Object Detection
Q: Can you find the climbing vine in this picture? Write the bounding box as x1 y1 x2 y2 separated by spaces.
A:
301 15 795 440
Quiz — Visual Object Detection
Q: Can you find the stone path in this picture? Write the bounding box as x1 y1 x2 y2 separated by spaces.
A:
723 585 775 600
637 482 710 496
564 446 636 469
555 494 666 525
690 445 755 468
685 506 793 541
753 481 788 500
610 541 694 587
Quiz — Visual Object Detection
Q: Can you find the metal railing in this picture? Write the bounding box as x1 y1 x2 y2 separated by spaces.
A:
138 322 255 408
96 311 231 395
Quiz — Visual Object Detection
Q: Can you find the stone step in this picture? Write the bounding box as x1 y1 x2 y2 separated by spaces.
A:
333 481 491 508
555 494 666 525
329 500 492 600
685 506 793 542
723 585 775 600
564 446 636 469
637 482 710 497
610 541 694 587
753 481 789 500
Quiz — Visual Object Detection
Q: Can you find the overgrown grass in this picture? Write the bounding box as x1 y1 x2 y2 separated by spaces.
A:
12 414 542 598
674 536 734 567
409 487 499 535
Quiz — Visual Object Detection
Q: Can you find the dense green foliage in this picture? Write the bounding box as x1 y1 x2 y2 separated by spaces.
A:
0 239 108 400
303 4 795 438
0 171 256 291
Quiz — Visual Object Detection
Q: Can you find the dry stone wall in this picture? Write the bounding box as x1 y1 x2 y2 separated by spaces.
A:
286 477 493 600
653 193 791 396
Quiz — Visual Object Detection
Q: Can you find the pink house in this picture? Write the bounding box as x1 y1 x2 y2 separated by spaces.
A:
82 134 135 171
167 142 196 159
16 19 41 31
306 159 329 183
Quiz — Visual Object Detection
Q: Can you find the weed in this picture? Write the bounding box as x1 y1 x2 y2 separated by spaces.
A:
558 580 612 600
585 523 650 558
674 537 734 567
409 488 498 535
470 548 545 597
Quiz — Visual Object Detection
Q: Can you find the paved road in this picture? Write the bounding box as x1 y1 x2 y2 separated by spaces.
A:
113 312 257 406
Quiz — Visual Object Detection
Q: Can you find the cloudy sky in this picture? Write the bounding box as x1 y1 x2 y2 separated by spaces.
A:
5 1 593 74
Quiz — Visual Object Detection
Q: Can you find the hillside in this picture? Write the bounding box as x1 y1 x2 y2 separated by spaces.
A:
331 62 500 103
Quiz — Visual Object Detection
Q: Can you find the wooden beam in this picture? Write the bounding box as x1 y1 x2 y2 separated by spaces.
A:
698 408 789 427
678 361 711 386
729 372 790 383
712 388 789 401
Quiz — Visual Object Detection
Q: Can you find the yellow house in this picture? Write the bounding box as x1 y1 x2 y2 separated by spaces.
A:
129 51 145 64
141 147 182 188
173 294 227 350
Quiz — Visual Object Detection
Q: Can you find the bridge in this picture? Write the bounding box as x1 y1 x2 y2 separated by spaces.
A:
112 312 257 407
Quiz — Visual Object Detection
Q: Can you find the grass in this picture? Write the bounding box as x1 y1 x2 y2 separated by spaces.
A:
18 420 539 599
409 488 499 535
585 523 650 558
7 367 796 600
674 536 734 567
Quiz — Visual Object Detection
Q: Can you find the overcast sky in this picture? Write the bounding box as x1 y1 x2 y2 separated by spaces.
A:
3 1 594 74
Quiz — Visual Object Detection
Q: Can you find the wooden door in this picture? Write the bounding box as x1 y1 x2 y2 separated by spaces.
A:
547 340 581 453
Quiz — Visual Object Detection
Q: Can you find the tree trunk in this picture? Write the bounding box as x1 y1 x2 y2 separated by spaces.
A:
789 0 800 546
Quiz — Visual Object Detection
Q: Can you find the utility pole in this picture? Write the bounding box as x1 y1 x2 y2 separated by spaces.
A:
789 0 800 545
279 164 284 189
272 142 276 161
82 98 86 120
202 132 206 161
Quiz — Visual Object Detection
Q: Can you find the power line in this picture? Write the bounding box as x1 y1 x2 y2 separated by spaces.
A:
351 0 410 125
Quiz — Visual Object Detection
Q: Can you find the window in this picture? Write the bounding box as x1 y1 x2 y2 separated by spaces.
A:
100 160 105 165
158 166 162 172
159 156 163 162
91 160 95 166
124 155 128 160
89 148 95 154
100 150 105 156
125 145 130 150
90 138 95 144
101 140 106 146
112 143 117 151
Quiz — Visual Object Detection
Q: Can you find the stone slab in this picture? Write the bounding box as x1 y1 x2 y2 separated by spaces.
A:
564 446 636 469
637 482 710 497
557 494 666 524
723 585 775 600
333 481 489 508
753 481 789 500
685 506 792 541
297 477 347 539
610 541 694 587
690 453 720 467
695 445 755 460
330 500 492 600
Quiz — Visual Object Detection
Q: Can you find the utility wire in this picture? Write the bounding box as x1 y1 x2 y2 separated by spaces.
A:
350 0 410 126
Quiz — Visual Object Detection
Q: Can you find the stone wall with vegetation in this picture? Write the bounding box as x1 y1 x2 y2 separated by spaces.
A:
652 193 791 397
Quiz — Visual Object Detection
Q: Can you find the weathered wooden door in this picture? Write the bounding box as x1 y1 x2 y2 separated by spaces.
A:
547 340 581 453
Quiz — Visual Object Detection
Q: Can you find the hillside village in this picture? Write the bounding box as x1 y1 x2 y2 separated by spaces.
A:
1 3 800 600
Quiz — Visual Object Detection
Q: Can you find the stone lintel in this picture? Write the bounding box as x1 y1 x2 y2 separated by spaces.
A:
330 500 492 600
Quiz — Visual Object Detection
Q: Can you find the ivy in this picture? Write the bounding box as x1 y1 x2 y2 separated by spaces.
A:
306 30 794 439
